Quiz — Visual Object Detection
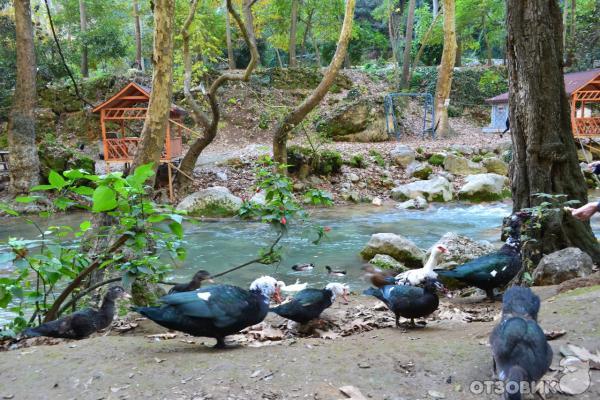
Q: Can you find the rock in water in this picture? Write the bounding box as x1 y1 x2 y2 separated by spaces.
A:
391 176 453 202
458 173 510 202
360 233 424 268
443 154 486 175
424 232 495 266
177 186 243 217
533 247 594 285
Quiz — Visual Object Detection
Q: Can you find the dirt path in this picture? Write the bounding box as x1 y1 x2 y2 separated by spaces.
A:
1 286 599 400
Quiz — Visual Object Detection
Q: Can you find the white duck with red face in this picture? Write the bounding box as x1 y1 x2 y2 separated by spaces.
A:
395 244 448 286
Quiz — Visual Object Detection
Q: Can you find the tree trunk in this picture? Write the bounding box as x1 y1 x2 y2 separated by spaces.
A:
133 0 144 71
567 0 576 65
311 29 321 67
79 0 88 77
289 0 299 68
272 0 356 166
130 0 175 173
400 0 416 88
433 0 439 17
225 0 235 69
506 0 600 262
243 0 260 66
455 37 462 67
275 48 284 68
433 0 457 137
8 0 40 194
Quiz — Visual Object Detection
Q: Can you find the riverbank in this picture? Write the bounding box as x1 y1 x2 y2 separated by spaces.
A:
1 284 599 400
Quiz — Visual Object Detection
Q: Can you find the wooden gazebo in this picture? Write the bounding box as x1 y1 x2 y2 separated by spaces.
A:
93 82 188 200
485 68 600 137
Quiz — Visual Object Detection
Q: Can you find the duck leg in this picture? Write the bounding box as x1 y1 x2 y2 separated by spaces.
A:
214 337 226 349
395 314 400 328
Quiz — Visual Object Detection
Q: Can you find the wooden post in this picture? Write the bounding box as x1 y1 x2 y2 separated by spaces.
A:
167 162 174 202
101 109 110 173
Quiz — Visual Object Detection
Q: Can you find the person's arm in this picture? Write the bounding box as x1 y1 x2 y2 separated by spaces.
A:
569 201 600 221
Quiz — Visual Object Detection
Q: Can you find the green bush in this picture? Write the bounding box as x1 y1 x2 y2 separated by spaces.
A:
472 155 483 163
345 153 367 168
428 153 445 166
286 145 342 176
315 150 343 175
369 149 386 167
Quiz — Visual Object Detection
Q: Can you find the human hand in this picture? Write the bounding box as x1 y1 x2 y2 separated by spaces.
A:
567 202 599 221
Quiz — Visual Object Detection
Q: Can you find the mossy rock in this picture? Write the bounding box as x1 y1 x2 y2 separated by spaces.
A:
38 142 95 182
286 145 342 176
369 254 409 272
428 153 445 166
131 279 166 306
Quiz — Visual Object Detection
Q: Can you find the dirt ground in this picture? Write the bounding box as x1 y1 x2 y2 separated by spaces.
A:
0 285 599 400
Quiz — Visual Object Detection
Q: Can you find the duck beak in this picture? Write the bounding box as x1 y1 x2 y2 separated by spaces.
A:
273 287 283 303
434 281 449 296
123 292 132 300
206 278 215 283
342 290 350 303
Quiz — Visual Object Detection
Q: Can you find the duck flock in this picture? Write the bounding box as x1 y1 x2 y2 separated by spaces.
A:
22 211 555 399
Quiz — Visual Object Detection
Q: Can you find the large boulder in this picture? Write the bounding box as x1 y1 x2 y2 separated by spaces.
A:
368 254 409 272
38 142 95 181
458 173 510 202
396 196 428 210
60 111 100 142
36 108 57 135
360 233 425 268
482 157 509 176
177 186 243 217
391 176 453 202
315 97 388 142
390 144 416 168
425 232 495 267
533 248 594 285
443 154 486 175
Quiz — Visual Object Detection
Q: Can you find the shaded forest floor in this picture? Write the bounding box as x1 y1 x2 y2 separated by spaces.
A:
1 285 599 400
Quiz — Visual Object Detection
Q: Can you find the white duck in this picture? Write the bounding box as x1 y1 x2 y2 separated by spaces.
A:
395 244 448 286
280 279 308 294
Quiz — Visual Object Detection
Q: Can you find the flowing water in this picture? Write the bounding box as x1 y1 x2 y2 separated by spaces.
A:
3 200 600 325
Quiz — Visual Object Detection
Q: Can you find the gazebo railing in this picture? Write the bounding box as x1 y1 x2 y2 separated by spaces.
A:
573 117 600 137
104 136 183 162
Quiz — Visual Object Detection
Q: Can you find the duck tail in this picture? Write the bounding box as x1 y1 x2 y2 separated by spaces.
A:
504 365 527 400
21 327 42 338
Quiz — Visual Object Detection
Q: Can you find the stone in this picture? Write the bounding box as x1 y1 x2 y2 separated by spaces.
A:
425 232 495 266
390 145 416 168
348 172 360 183
391 176 453 202
35 108 57 134
215 171 228 181
315 97 388 142
533 247 594 286
372 197 383 206
450 144 475 155
360 233 425 268
60 110 100 141
435 171 455 182
369 254 408 272
406 161 432 179
482 157 509 176
293 182 305 192
38 142 95 181
341 189 361 203
443 154 486 175
396 196 428 210
176 186 243 217
250 190 267 205
458 173 510 202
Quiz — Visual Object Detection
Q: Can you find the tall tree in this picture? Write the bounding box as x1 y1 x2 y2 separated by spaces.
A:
133 0 144 71
78 0 88 77
433 0 439 17
8 0 40 194
433 0 457 137
130 0 175 172
272 0 356 165
400 0 416 88
506 0 600 261
289 0 299 67
225 0 235 69
174 0 259 188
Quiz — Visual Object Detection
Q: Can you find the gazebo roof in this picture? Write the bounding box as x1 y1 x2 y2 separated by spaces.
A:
92 82 186 116
486 68 600 104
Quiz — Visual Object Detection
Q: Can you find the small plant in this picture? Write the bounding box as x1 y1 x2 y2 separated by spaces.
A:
369 149 386 167
416 147 424 154
472 155 483 163
428 153 445 166
345 154 367 169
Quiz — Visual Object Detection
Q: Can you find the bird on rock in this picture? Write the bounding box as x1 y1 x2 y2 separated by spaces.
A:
133 276 282 348
168 270 214 294
270 283 349 324
395 244 448 286
435 212 529 301
490 286 552 400
364 278 445 328
23 286 131 339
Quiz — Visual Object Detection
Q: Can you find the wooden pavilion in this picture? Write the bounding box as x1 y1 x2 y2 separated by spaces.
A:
484 68 600 137
93 82 189 200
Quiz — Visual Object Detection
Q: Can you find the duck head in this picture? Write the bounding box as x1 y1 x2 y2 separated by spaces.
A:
325 282 350 303
430 244 448 261
422 278 448 296
250 276 282 303
191 270 214 284
106 286 132 301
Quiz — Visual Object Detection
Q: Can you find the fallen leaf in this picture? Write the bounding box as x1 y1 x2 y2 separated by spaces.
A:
154 358 165 364
339 385 367 400
427 390 446 399
544 329 566 340
146 333 178 340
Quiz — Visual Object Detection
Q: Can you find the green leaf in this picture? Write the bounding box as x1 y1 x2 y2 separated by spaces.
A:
72 186 95 196
92 186 118 212
147 214 166 223
79 220 92 232
48 170 67 189
63 169 85 180
169 221 183 239
14 196 38 203
30 184 54 191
